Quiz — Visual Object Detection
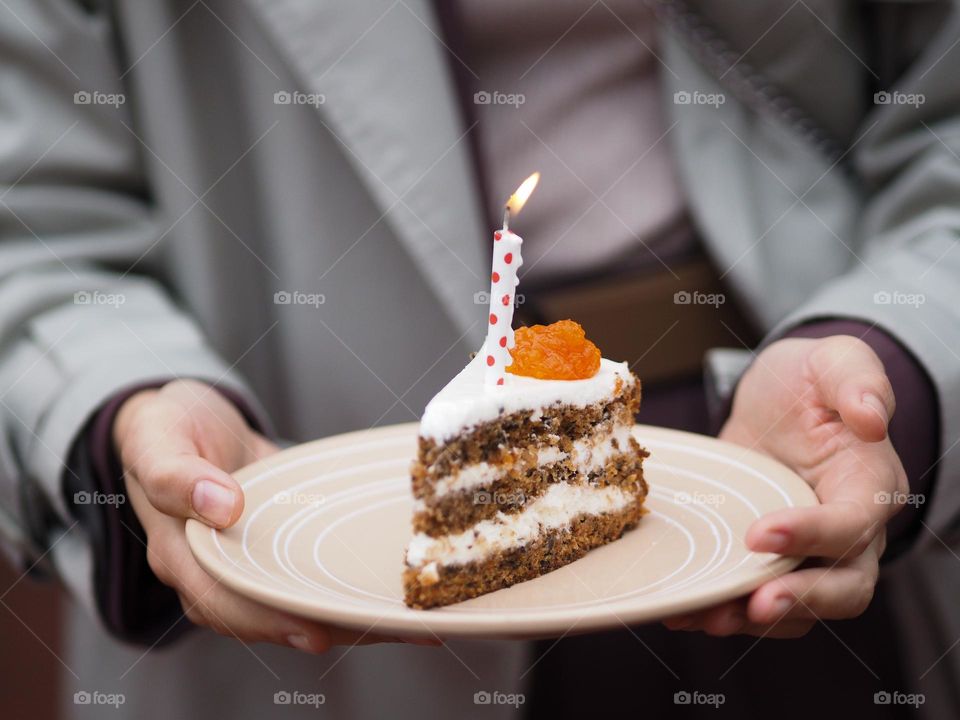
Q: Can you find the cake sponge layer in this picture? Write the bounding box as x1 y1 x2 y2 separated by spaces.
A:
412 439 647 536
403 501 646 609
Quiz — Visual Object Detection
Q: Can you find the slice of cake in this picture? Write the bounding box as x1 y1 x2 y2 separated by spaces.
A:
403 320 648 609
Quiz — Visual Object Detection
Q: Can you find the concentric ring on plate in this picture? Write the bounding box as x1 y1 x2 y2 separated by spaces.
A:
186 423 817 639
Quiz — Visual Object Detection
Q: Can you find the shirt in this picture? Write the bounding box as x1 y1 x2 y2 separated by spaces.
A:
454 0 695 283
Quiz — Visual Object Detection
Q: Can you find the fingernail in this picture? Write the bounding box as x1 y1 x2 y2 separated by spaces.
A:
862 393 888 426
758 530 790 553
192 480 236 526
664 615 695 630
287 634 313 652
771 596 793 618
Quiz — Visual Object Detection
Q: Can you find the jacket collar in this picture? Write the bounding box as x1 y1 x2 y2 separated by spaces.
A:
243 0 488 337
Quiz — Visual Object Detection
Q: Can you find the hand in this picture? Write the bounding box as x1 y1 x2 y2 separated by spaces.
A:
115 379 433 651
664 336 908 638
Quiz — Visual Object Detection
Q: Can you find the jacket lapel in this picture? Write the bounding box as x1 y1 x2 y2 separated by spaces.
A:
243 0 488 337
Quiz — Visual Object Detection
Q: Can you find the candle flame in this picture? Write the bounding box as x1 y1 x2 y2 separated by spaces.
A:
505 172 540 217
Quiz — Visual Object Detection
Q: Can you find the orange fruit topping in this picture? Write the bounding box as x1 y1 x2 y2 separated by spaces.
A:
506 319 601 380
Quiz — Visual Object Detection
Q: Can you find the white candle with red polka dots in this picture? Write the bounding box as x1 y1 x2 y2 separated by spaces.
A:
484 172 539 388
484 227 523 386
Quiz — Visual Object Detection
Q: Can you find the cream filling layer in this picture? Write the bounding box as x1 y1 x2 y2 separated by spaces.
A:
571 424 633 475
427 424 634 500
405 481 635 568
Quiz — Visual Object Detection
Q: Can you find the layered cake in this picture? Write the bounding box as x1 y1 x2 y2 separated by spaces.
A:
403 320 648 609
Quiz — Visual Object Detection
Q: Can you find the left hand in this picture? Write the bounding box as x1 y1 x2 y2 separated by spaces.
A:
664 335 908 638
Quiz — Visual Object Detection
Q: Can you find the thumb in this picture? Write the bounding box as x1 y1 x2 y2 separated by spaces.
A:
808 336 895 443
119 404 244 528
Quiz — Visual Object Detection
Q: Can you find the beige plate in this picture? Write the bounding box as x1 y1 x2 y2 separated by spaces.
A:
186 423 818 639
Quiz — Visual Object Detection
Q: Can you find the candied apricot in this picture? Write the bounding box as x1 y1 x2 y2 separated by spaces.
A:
507 319 601 380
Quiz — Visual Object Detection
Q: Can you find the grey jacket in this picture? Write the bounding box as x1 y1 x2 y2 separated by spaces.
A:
1 1 958 718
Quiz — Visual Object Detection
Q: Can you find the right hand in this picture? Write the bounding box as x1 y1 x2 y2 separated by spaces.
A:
114 379 433 652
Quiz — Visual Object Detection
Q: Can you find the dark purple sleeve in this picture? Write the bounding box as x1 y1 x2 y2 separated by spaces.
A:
781 321 940 556
65 379 267 645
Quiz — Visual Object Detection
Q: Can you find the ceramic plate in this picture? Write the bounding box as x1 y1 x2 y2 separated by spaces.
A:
187 423 818 639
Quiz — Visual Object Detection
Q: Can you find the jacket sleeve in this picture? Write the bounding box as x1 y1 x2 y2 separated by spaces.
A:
767 11 960 549
0 1 266 607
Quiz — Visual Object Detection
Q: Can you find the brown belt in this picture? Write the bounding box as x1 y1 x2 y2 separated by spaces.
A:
518 256 757 386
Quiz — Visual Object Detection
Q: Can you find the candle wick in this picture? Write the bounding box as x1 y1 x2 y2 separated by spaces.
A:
502 205 510 231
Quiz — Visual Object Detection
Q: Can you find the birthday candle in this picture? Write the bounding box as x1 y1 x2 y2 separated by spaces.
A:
484 172 540 387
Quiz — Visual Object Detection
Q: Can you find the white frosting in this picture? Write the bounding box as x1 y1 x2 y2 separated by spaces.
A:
433 462 501 496
431 446 565 497
571 424 634 475
419 341 635 442
535 445 567 466
427 429 633 499
405 482 634 568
